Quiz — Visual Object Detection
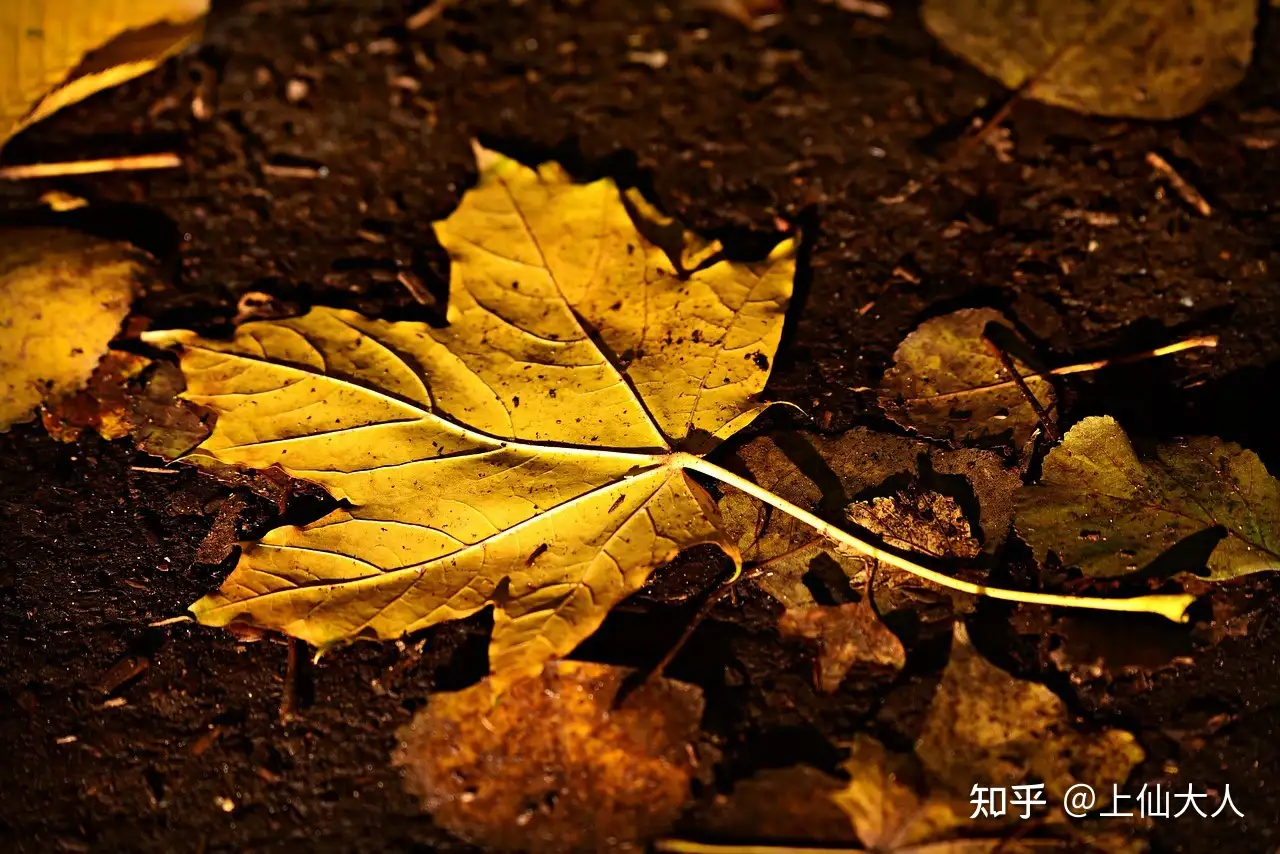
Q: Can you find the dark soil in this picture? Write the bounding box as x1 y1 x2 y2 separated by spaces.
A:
2 0 1279 851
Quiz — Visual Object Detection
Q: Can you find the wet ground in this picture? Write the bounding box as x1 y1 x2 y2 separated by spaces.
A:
1 0 1279 851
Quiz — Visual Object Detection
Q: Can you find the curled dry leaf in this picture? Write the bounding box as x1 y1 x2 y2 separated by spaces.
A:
146 144 796 690
394 661 704 854
1015 415 1280 580
922 0 1256 120
0 229 146 431
918 623 1145 806
877 308 1054 457
719 428 1019 609
1 0 209 147
778 596 906 691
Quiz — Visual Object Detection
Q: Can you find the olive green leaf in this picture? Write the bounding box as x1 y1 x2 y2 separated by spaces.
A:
1015 416 1280 580
922 0 1256 120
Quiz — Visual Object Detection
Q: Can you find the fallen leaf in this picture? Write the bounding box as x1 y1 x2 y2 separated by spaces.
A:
394 661 705 853
1 229 147 431
778 597 906 691
692 764 860 843
664 627 1146 853
146 144 796 689
41 349 151 441
1 0 209 147
195 495 247 565
720 428 1019 610
917 623 1145 805
877 308 1055 457
1014 416 1280 580
846 491 980 559
39 348 211 457
922 0 1256 120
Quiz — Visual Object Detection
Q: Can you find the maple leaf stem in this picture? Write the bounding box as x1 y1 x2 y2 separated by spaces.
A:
678 455 1195 623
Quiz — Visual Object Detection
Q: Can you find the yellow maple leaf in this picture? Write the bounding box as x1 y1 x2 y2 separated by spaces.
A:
146 145 1194 688
146 144 795 687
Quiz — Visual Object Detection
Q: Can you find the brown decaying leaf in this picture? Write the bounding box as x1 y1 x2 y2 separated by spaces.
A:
1015 416 1280 580
693 765 861 844
719 428 1019 611
846 491 980 559
877 308 1054 458
778 597 906 691
40 349 211 459
922 0 1256 120
42 350 151 441
195 495 247 565
394 661 704 854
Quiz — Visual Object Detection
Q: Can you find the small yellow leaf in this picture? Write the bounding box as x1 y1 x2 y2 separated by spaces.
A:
0 228 148 431
0 0 209 148
146 144 796 688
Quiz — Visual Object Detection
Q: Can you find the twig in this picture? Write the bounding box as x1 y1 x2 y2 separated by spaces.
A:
130 466 182 475
280 637 300 722
0 153 182 180
1146 152 1213 217
982 333 1061 442
261 163 325 179
407 0 453 29
149 615 194 627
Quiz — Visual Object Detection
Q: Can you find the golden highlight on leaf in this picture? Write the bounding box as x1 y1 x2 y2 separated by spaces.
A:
146 144 796 688
1 228 146 431
1 0 209 148
1015 415 1280 580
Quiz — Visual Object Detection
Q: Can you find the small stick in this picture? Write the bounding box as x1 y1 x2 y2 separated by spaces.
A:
0 153 182 180
149 615 194 627
261 163 325 179
407 0 453 29
130 466 182 475
280 637 300 722
1146 152 1212 217
982 333 1061 442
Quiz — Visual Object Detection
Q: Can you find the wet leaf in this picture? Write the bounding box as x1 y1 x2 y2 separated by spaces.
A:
1 229 146 431
146 144 796 689
877 308 1054 457
917 623 1145 804
1015 415 1280 580
922 0 1256 120
394 661 704 854
1 0 209 147
778 597 906 691
719 428 1019 610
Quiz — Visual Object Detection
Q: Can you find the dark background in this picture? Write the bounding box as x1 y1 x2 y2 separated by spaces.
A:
1 0 1278 851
